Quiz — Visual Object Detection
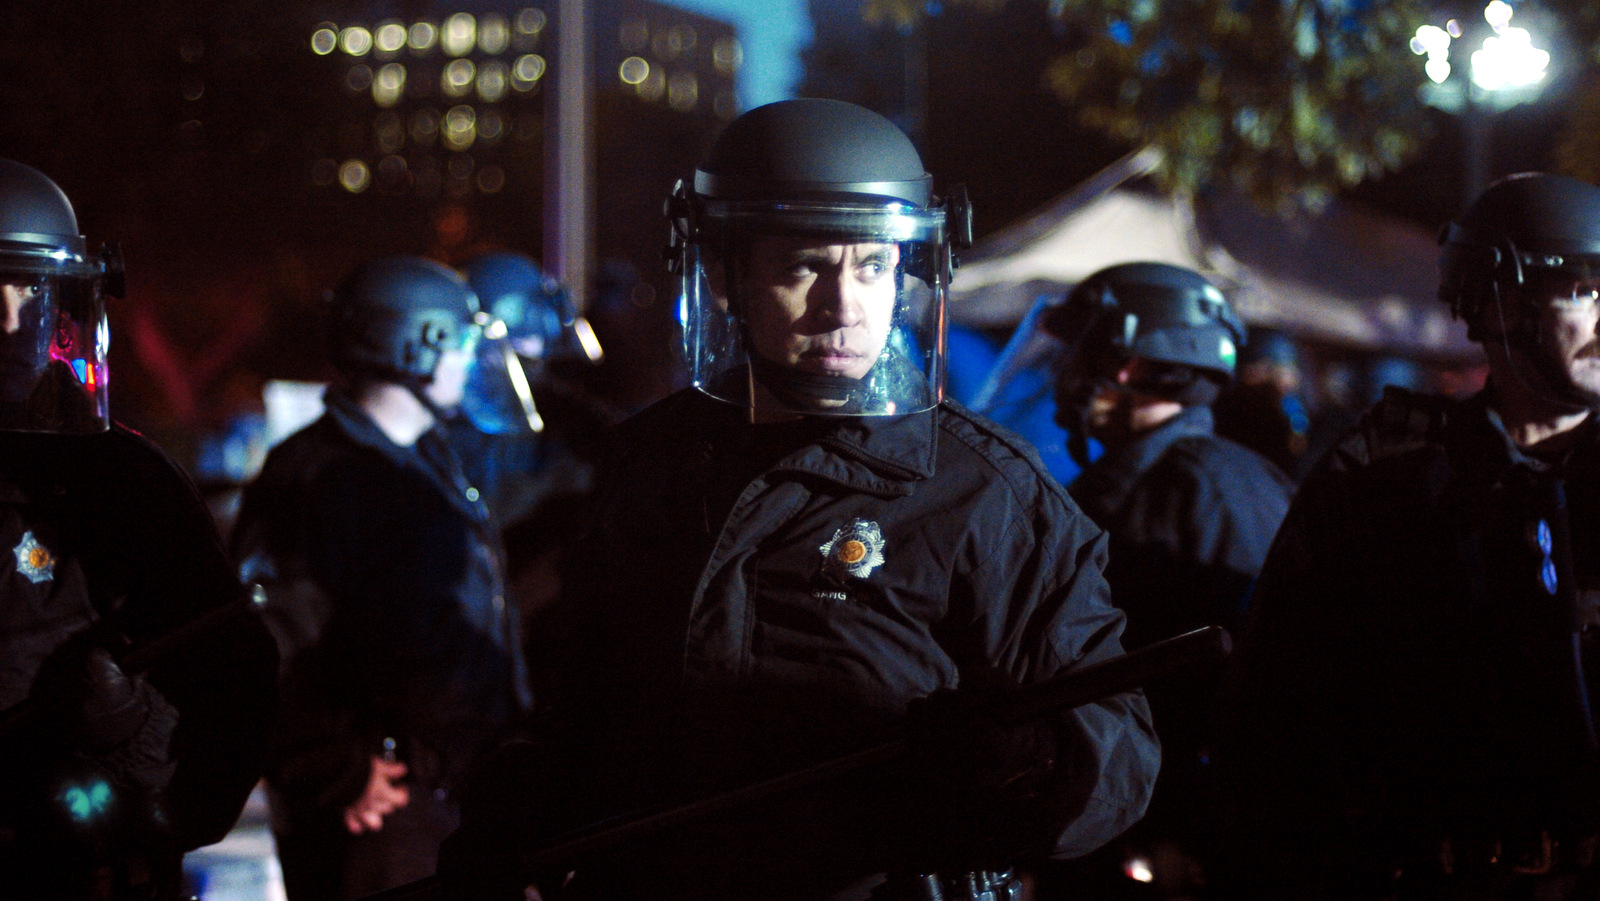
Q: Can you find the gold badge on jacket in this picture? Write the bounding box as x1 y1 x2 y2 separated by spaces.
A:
13 530 56 584
820 519 886 582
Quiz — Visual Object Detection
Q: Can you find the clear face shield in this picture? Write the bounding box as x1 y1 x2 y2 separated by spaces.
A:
460 292 604 436
681 201 950 417
0 260 109 434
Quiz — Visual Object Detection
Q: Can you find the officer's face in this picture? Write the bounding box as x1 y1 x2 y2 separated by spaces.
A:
0 278 42 334
741 236 899 382
1523 271 1600 405
426 345 474 411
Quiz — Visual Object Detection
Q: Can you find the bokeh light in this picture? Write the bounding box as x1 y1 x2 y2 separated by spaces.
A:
339 160 372 192
477 60 508 103
311 26 338 56
409 21 438 52
375 21 407 54
443 58 477 98
480 14 510 55
619 56 649 86
340 26 373 57
442 13 477 57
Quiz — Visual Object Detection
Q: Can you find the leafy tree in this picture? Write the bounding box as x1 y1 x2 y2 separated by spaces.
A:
867 0 1443 211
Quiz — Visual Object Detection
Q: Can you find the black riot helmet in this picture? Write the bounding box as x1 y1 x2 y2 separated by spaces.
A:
1044 261 1245 401
327 256 484 385
666 98 973 416
1439 172 1600 340
0 159 125 433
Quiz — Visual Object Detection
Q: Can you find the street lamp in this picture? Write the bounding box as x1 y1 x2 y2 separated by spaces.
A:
1410 1 1552 203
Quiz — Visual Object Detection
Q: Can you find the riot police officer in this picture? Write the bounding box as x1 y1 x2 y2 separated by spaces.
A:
1216 173 1600 899
231 256 531 900
446 251 607 529
1041 263 1292 897
439 98 1158 901
0 158 278 899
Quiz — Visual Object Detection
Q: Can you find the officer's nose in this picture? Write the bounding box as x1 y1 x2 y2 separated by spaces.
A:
814 274 865 329
0 286 24 335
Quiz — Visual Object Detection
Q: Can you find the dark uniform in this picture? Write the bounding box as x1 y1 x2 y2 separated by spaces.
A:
480 389 1157 900
1069 405 1290 864
0 426 279 899
1217 387 1600 898
1071 404 1293 651
1214 171 1600 900
231 387 530 901
1041 263 1291 897
443 99 1158 901
0 157 277 900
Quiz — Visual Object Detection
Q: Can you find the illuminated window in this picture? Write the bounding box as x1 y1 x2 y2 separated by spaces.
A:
712 36 742 74
339 160 372 193
512 54 546 89
477 60 508 102
374 63 407 107
667 72 699 111
340 27 373 57
375 21 407 54
479 14 509 55
311 26 339 56
443 105 477 150
619 56 649 85
443 58 477 98
442 13 476 57
409 21 438 52
515 8 546 34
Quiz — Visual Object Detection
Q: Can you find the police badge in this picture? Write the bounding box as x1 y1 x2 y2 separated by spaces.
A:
13 530 55 584
820 519 886 583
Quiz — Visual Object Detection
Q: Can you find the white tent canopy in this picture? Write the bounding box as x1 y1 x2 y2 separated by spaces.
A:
947 149 1476 360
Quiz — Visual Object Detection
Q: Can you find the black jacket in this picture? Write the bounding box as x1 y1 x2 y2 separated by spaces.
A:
1068 404 1292 851
1217 386 1600 897
232 390 530 817
1070 404 1293 649
0 426 278 866
508 390 1158 899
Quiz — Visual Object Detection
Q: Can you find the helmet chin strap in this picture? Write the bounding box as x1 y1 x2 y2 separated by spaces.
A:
749 352 861 409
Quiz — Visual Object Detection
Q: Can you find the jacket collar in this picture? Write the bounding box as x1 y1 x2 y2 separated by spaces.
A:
1072 404 1215 517
322 388 490 525
689 391 938 497
1447 386 1600 485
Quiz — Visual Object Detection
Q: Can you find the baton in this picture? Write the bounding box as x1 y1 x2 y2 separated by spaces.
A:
0 589 264 738
364 625 1232 901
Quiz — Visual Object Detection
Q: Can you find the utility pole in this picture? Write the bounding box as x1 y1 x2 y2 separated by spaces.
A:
547 0 591 309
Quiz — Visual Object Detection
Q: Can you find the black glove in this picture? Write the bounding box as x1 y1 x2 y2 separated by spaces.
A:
438 741 568 901
31 631 178 791
896 669 1068 870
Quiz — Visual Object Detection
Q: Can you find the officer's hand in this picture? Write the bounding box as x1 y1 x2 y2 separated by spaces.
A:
343 755 410 834
898 669 1065 868
33 631 155 752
